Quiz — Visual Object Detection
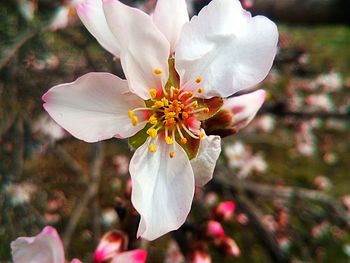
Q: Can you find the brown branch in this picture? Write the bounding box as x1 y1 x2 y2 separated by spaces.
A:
241 181 350 230
212 173 290 263
0 23 49 71
260 103 350 120
62 143 104 251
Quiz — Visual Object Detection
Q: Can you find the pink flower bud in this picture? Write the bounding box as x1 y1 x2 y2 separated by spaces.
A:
215 201 236 221
207 220 225 239
94 230 127 263
218 237 240 257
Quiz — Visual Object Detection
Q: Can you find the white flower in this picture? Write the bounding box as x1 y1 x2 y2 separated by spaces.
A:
11 226 81 263
43 0 278 240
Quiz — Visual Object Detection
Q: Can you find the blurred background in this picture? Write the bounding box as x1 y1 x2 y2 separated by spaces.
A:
1 0 350 262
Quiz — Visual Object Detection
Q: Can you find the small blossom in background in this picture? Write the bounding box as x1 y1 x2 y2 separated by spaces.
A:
33 114 67 142
113 155 130 175
101 208 119 227
10 227 147 263
224 141 267 178
49 0 84 31
165 239 185 263
5 183 36 206
313 175 332 191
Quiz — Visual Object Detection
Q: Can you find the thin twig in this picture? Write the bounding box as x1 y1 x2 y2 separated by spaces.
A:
62 143 104 250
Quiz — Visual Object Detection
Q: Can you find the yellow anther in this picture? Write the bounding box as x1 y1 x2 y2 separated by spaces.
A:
198 132 204 139
196 76 203 83
166 118 176 126
167 112 176 118
165 136 173 145
128 110 134 118
161 98 169 106
182 112 189 119
149 143 157 153
169 151 175 158
174 88 180 94
131 116 138 126
149 115 158 125
153 68 162 75
147 128 157 138
204 107 210 113
154 101 164 108
192 101 198 108
197 87 204 93
181 138 187 144
149 89 157 99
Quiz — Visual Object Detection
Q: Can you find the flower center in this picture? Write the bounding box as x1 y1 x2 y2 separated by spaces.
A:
128 85 208 158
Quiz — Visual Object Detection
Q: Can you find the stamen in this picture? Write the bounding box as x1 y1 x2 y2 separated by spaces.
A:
182 112 189 119
128 110 134 118
149 143 157 153
189 107 209 114
146 128 157 138
153 68 162 75
149 89 157 99
165 136 173 145
181 138 187 144
154 101 164 108
178 91 193 100
181 122 199 139
196 76 203 83
197 87 204 94
131 116 138 126
176 124 187 145
161 98 169 106
184 100 198 109
169 151 175 158
149 115 158 125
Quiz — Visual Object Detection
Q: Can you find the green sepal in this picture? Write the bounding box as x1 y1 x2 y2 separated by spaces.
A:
164 58 180 92
175 131 200 160
128 124 150 150
196 97 224 121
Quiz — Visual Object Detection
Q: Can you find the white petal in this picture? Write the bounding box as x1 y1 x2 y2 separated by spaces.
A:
224 89 266 130
43 72 146 143
76 0 120 56
153 0 189 53
175 0 278 98
49 7 69 31
103 0 170 100
129 137 195 240
111 250 147 263
11 226 65 263
191 135 221 187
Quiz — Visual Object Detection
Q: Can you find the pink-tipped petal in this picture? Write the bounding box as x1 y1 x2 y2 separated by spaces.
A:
102 0 170 100
175 0 278 98
129 137 195 240
191 135 221 187
111 250 147 263
77 0 120 56
43 72 146 143
223 89 266 130
153 0 189 53
11 226 65 263
94 230 127 263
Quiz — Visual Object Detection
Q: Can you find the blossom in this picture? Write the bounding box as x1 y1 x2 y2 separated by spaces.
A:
11 227 147 263
49 0 84 31
93 230 147 263
11 226 81 263
43 0 278 240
